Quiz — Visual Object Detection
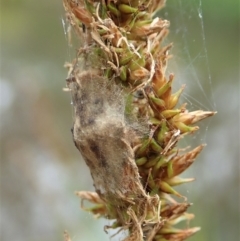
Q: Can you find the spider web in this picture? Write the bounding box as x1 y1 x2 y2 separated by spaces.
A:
163 0 215 103
161 0 216 146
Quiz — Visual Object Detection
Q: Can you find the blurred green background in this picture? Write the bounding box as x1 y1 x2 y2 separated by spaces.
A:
0 0 239 241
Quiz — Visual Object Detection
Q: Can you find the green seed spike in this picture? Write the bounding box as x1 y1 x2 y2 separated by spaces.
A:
119 65 128 81
105 68 113 79
128 55 145 71
155 156 167 170
149 186 159 196
134 19 152 28
107 3 121 17
136 139 150 157
150 96 165 108
157 77 174 97
135 157 147 166
168 85 185 109
167 160 174 178
98 29 108 35
124 13 137 30
150 117 162 125
159 181 182 197
112 47 124 53
152 156 167 176
83 0 96 15
166 176 195 186
124 93 134 116
150 138 163 153
118 4 138 14
161 109 181 119
119 52 135 65
157 119 169 144
173 121 199 133
127 12 148 30
147 173 156 190
159 227 182 234
144 155 160 168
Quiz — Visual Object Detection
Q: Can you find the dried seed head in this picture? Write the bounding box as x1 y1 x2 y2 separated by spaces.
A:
63 0 216 240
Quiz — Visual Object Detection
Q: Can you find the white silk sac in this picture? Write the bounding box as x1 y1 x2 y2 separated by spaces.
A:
67 70 147 204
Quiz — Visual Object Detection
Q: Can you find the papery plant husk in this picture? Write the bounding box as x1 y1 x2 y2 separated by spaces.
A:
63 0 216 240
